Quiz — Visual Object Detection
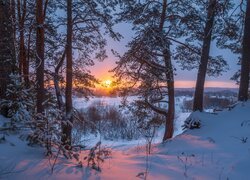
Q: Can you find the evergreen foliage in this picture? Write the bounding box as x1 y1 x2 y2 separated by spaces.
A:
0 74 35 130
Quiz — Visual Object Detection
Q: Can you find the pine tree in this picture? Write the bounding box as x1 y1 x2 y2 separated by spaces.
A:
61 0 73 149
17 0 29 86
174 0 234 111
238 0 250 101
0 0 17 115
193 0 217 112
114 0 190 140
35 0 49 114
55 0 120 147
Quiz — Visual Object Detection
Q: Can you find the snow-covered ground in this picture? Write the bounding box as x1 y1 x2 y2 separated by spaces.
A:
1 100 250 179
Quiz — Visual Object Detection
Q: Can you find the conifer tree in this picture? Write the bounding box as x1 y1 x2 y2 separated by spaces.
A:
57 0 121 147
0 0 17 115
114 0 189 140
35 0 47 114
174 0 234 111
238 0 250 101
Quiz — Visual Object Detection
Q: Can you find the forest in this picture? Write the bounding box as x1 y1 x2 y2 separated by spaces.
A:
0 0 250 179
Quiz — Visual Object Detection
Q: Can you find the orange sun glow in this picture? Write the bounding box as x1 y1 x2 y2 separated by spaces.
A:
103 79 112 88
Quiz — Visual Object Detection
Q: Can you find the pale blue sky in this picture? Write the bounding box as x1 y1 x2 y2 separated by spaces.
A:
90 22 240 88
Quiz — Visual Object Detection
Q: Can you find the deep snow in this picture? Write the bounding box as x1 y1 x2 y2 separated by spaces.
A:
0 100 250 180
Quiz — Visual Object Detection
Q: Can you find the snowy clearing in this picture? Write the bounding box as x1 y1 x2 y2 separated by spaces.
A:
1 101 250 179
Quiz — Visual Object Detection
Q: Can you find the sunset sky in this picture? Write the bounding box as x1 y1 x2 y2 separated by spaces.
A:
90 23 240 88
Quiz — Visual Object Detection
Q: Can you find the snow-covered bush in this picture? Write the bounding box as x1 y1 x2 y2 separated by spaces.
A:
84 141 111 172
182 112 201 130
0 73 35 130
26 94 62 155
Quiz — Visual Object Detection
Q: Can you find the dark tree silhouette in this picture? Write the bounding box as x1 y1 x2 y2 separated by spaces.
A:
35 0 47 114
193 0 217 112
62 0 73 149
114 0 191 140
238 0 250 101
0 0 17 114
174 0 234 112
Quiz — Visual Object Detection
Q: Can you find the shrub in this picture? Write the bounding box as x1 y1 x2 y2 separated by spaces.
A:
78 101 140 140
182 112 201 130
84 141 111 172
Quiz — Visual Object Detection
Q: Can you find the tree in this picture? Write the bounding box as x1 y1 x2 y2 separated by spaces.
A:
174 0 233 112
193 0 217 111
17 0 29 87
0 0 17 115
35 0 46 114
238 0 250 101
61 0 73 148
13 0 35 88
114 0 190 140
56 0 121 147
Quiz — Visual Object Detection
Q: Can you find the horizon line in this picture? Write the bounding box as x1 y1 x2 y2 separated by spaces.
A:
174 80 238 88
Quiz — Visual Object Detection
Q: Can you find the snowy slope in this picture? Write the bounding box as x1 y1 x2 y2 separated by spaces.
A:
0 102 250 179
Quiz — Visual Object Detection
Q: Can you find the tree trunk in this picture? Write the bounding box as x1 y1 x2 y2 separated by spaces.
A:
193 0 216 112
158 0 175 141
54 48 66 110
17 0 29 87
163 48 175 141
27 25 33 84
0 0 17 115
238 0 250 101
36 0 45 114
10 0 16 49
22 0 29 87
62 0 73 148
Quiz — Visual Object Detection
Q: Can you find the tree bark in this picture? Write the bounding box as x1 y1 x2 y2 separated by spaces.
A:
17 0 29 87
27 25 33 83
163 48 175 141
54 48 66 110
62 0 73 148
193 0 216 112
36 0 45 114
238 0 250 101
10 0 16 49
159 0 175 141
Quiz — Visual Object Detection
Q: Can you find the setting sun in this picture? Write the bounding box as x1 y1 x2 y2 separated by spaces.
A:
103 79 112 88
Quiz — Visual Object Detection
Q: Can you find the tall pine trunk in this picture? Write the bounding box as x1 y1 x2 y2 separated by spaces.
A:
17 0 29 87
62 0 73 148
36 0 45 114
0 0 17 114
193 0 216 112
27 25 33 83
10 0 16 49
163 48 175 141
238 0 250 101
54 48 66 110
160 0 175 141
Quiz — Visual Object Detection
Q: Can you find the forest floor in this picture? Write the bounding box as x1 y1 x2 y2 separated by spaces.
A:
0 101 250 180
